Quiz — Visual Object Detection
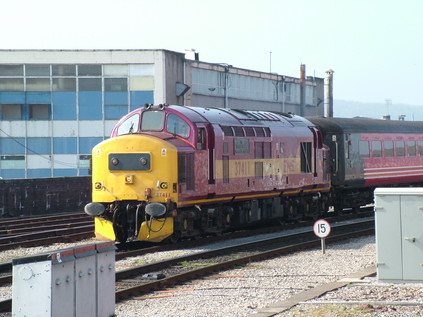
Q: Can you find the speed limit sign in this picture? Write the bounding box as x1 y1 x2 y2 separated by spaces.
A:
313 219 331 254
313 219 331 238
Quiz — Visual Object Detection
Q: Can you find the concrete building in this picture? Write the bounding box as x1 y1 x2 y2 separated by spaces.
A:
0 49 324 179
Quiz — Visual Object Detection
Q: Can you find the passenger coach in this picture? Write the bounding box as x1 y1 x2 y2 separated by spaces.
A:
308 117 423 212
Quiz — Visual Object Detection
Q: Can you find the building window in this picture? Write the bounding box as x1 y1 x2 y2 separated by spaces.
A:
78 65 102 76
29 104 50 120
0 65 23 76
79 78 102 91
1 104 22 119
0 155 25 169
0 78 24 91
52 65 76 76
26 65 50 76
104 78 127 91
26 78 50 91
53 78 76 91
104 65 128 76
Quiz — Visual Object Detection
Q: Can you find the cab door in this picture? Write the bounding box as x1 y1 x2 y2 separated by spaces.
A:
196 124 215 185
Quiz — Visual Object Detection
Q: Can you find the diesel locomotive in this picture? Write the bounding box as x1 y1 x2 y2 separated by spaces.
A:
84 104 423 243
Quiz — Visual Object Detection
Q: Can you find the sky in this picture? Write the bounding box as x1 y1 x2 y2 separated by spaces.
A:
1 0 422 106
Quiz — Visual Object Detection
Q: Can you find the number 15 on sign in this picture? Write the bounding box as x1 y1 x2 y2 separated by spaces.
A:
313 219 331 254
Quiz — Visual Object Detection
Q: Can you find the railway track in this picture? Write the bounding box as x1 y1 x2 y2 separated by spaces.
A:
0 213 94 251
0 214 374 312
114 218 374 301
0 211 373 288
0 217 374 312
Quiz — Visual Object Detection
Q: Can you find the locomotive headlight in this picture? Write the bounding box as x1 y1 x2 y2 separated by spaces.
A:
140 157 148 165
94 182 102 190
160 182 168 189
111 157 119 165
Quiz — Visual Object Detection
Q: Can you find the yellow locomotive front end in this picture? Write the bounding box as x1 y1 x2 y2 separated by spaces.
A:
85 134 178 243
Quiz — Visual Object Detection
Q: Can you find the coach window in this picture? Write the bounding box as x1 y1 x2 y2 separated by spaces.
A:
396 141 405 156
372 141 382 157
167 114 190 138
418 141 423 156
408 141 416 156
384 141 394 157
359 141 370 159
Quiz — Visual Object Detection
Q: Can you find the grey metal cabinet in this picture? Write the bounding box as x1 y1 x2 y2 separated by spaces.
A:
375 188 423 282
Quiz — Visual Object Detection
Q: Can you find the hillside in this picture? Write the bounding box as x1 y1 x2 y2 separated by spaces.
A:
334 100 423 121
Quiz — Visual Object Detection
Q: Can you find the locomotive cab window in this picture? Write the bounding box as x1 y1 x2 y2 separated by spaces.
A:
141 111 165 131
166 114 190 138
117 113 140 135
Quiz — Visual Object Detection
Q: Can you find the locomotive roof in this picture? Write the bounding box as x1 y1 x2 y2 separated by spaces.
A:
170 105 306 127
307 116 423 134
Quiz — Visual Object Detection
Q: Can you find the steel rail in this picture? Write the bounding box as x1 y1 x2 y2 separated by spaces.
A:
115 227 374 301
0 222 374 313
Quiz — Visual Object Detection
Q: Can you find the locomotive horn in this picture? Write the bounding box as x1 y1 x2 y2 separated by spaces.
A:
84 202 105 216
145 203 166 217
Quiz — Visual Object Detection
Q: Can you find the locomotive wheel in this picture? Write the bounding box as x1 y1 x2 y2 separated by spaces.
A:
113 209 128 243
167 232 180 244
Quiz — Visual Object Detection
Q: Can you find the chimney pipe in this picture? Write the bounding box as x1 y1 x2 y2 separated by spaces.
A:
299 64 306 116
325 69 334 117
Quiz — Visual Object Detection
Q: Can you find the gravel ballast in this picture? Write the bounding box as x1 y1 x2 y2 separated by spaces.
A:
1 234 422 316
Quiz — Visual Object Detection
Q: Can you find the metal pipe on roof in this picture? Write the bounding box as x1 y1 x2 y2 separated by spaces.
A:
325 69 334 117
300 64 306 116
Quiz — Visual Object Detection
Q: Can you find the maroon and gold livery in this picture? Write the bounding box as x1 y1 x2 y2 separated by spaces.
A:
85 105 423 243
85 104 330 243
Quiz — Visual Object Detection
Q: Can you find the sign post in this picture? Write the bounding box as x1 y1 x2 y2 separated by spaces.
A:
313 219 331 254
